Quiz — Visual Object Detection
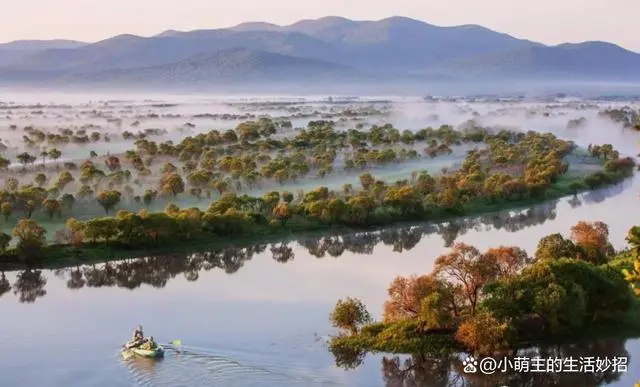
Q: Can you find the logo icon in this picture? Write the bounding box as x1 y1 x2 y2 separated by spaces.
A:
463 356 478 373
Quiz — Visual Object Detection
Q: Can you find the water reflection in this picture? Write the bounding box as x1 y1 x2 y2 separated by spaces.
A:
375 338 629 387
0 183 630 304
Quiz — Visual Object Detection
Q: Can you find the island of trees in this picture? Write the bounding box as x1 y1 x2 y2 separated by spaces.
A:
328 221 640 362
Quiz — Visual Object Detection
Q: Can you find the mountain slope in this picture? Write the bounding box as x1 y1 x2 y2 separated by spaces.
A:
229 16 536 69
0 16 638 84
0 39 86 51
8 30 337 73
61 48 355 85
447 41 640 79
0 39 88 67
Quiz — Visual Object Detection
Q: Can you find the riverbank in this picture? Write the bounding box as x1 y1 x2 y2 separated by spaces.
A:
329 296 640 357
0 168 633 271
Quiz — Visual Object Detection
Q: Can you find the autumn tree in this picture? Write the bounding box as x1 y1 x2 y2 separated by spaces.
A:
272 202 291 225
96 190 122 214
434 243 501 315
570 221 614 264
455 311 510 355
483 246 529 277
282 191 294 203
383 274 463 330
65 218 85 246
104 155 121 172
12 219 47 263
329 297 372 335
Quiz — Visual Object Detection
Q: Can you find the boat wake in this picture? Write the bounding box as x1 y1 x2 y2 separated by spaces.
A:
120 345 341 387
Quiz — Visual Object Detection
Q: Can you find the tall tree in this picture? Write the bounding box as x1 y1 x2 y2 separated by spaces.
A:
96 190 122 214
12 219 46 263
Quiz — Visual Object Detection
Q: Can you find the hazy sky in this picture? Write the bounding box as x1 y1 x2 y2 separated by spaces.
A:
2 0 639 51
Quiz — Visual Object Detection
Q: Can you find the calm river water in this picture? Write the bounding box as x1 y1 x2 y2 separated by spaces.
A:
1 176 639 386
1 93 640 386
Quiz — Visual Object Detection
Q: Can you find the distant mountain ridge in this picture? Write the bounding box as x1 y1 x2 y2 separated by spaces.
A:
60 48 356 85
0 16 638 86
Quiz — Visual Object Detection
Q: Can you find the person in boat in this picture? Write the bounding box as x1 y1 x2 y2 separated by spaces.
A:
139 336 156 350
129 325 145 348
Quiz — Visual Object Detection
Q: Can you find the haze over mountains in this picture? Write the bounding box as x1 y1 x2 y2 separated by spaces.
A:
0 16 638 87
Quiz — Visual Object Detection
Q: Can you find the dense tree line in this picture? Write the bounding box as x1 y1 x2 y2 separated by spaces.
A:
0 200 568 302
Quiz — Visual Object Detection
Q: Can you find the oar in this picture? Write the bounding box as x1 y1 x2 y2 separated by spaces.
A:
164 339 183 352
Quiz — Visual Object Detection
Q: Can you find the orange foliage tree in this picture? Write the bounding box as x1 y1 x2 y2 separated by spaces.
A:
434 243 501 315
570 221 614 264
383 275 462 323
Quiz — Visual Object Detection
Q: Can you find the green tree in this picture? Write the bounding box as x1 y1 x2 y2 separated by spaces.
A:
359 173 375 191
329 297 372 335
161 173 185 197
1 202 13 220
96 190 122 214
534 233 577 262
623 226 640 296
61 193 75 210
0 156 10 171
48 148 62 168
24 200 36 218
77 185 94 200
16 152 36 171
143 190 158 207
5 178 18 192
0 232 11 253
34 173 47 187
12 219 46 263
42 199 61 219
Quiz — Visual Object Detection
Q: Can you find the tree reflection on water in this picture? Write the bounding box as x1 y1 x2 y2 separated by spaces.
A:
373 338 629 387
0 195 600 303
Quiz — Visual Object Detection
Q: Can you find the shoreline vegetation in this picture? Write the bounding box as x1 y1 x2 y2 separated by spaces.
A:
0 122 635 268
327 222 640 363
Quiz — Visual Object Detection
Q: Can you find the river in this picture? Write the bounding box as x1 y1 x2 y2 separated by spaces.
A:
0 175 639 386
1 93 640 386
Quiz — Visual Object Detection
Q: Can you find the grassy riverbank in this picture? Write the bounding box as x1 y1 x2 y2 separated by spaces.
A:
0 169 630 271
329 297 640 357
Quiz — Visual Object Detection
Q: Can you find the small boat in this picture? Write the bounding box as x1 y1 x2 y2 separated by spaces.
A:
122 343 165 359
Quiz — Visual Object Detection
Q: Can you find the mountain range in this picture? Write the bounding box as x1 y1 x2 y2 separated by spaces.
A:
0 16 638 86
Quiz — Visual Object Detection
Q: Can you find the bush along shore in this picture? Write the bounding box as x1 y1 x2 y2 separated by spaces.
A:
328 222 640 360
0 129 635 267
